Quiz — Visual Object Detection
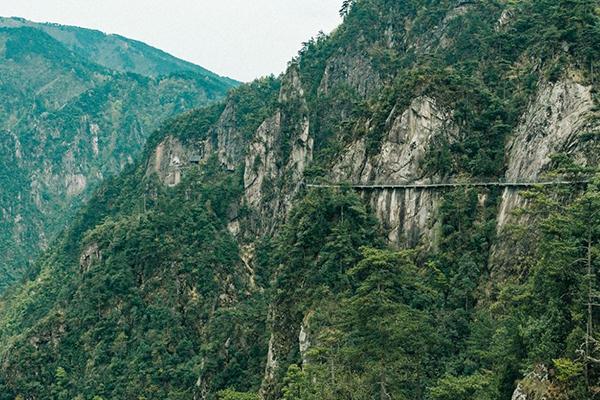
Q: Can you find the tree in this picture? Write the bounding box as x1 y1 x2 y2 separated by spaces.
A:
571 183 600 388
217 389 260 400
429 372 493 400
345 247 440 399
510 176 600 396
339 0 355 17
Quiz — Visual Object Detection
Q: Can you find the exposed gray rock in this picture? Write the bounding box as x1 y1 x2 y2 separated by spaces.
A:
65 173 87 197
263 333 279 391
511 365 550 400
368 188 441 246
243 68 313 236
240 244 258 292
146 136 187 187
318 52 382 98
409 2 475 52
213 102 245 171
332 96 455 246
243 113 281 210
491 78 598 277
299 312 314 366
497 79 596 228
80 243 101 273
496 8 514 31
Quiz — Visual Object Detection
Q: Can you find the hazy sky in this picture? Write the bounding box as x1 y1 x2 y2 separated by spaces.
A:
0 0 343 82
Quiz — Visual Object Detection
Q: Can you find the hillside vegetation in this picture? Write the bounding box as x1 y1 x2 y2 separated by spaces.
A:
1 1 600 399
0 22 237 290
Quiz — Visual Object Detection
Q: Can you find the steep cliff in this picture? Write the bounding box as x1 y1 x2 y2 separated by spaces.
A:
0 0 599 399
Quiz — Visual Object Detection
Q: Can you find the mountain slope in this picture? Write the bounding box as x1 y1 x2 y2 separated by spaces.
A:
0 16 236 82
0 25 237 290
1 1 599 399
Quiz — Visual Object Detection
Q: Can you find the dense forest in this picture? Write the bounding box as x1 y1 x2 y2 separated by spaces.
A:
0 0 599 399
0 22 237 291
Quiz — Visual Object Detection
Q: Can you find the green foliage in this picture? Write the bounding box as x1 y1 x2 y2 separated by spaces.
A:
271 179 599 400
270 187 381 304
554 358 584 383
274 245 444 400
0 155 264 399
429 372 494 400
217 389 260 400
0 24 236 291
280 365 320 400
2 0 600 399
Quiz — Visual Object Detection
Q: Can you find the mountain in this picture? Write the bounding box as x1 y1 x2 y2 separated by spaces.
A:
1 1 599 399
0 17 237 82
0 21 238 290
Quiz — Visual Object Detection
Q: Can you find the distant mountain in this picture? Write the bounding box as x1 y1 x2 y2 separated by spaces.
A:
0 20 237 290
0 16 237 83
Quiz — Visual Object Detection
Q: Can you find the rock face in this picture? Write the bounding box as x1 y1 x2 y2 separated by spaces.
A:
502 80 592 204
79 243 100 273
147 137 188 187
151 88 456 249
245 68 313 235
244 113 282 210
410 1 474 53
511 365 550 400
490 78 599 275
213 103 247 171
497 78 595 227
332 96 456 246
319 52 382 97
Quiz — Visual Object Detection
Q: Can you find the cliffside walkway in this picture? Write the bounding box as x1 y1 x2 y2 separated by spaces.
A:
305 179 591 190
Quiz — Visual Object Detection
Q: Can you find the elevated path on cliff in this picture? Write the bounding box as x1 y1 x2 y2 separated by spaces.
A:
305 179 591 190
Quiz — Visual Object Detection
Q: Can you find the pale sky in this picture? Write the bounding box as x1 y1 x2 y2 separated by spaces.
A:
0 0 343 82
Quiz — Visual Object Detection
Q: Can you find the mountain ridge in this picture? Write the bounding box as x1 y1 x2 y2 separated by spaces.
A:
0 16 239 84
0 19 237 291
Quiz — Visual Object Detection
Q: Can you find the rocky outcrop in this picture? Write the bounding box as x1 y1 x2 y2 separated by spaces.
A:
505 80 594 181
146 100 251 188
298 312 313 367
368 188 442 246
511 365 550 400
243 68 313 236
333 96 456 183
212 103 246 171
146 136 187 186
79 243 101 273
409 1 476 53
496 78 596 228
244 113 282 210
496 8 514 31
318 52 382 98
65 174 87 197
332 96 456 246
147 83 456 250
491 77 598 275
